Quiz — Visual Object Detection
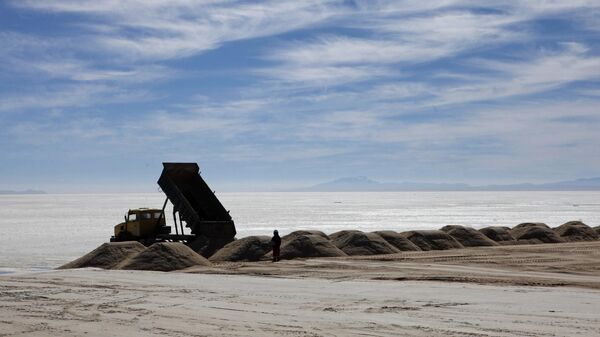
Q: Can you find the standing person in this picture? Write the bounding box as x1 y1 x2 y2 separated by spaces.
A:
271 230 281 262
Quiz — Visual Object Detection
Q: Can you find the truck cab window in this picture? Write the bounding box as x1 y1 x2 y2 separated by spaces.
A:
128 213 137 221
141 213 152 220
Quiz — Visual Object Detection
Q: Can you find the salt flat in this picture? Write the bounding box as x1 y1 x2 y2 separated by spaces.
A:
3 242 600 337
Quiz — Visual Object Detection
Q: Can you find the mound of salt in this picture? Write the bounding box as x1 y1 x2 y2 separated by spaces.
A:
400 230 464 251
510 223 564 244
330 230 399 256
372 231 420 251
58 241 146 270
282 230 330 241
117 242 211 271
554 221 599 242
187 236 210 257
440 225 498 247
479 226 516 243
209 236 272 262
267 234 347 260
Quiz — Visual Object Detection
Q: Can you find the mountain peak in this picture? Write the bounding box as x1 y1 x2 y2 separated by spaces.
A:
299 176 600 192
328 176 379 184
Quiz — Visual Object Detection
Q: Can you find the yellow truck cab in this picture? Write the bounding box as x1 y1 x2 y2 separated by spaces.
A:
112 208 168 242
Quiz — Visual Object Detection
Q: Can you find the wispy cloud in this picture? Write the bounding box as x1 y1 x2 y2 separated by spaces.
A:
427 43 600 106
2 1 600 187
0 84 150 113
258 10 524 85
258 1 600 87
12 0 346 61
9 117 115 146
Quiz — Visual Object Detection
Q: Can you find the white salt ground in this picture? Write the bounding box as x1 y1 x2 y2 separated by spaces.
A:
1 269 599 336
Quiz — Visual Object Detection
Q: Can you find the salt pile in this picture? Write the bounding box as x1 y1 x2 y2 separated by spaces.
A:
373 231 420 251
209 236 272 262
510 223 564 244
401 230 463 251
441 225 498 247
330 230 399 256
58 241 146 270
479 226 515 243
275 234 347 260
187 236 210 256
282 230 330 241
117 242 211 271
554 221 599 242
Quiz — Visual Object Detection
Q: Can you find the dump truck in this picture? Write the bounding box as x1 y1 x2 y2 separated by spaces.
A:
112 208 171 245
111 163 236 256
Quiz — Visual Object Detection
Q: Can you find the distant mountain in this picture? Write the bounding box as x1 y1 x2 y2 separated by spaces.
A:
0 189 46 195
303 177 470 192
309 176 381 191
479 177 600 191
300 177 600 192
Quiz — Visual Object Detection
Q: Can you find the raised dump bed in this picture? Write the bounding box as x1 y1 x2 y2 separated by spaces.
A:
158 163 236 253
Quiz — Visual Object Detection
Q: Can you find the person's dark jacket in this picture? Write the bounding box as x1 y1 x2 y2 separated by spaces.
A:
271 234 281 248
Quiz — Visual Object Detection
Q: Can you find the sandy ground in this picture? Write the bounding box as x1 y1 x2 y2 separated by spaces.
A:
2 241 600 336
197 241 600 289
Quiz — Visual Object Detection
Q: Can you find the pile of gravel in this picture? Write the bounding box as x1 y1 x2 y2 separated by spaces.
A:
479 226 516 244
58 241 146 270
273 233 347 260
554 221 599 242
372 231 420 251
209 236 272 262
117 242 212 271
441 225 498 247
282 230 330 241
401 230 464 251
330 230 399 256
510 223 564 244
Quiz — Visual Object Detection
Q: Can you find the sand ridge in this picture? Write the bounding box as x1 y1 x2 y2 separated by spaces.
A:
60 221 600 271
195 241 600 289
58 241 146 270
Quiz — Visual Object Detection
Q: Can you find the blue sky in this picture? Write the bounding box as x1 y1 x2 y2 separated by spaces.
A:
1 1 599 192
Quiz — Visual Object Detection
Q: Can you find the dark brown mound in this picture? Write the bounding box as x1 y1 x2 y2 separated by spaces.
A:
270 234 347 260
595 226 600 235
282 230 330 241
330 230 399 256
372 231 420 251
58 241 146 270
117 242 211 271
440 225 499 247
209 236 272 262
479 226 516 243
187 236 210 257
510 223 564 244
186 236 235 258
400 230 464 251
554 221 599 242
